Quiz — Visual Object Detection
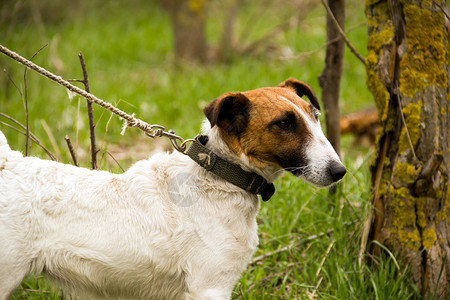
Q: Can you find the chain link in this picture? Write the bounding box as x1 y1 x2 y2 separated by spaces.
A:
144 126 187 153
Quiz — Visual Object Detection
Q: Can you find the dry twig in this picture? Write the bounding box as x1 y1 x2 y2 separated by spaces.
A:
0 113 56 160
320 0 365 64
240 1 318 56
1 45 155 136
75 52 97 169
103 150 125 172
281 22 366 61
394 83 418 161
315 239 336 278
64 134 79 166
23 63 30 155
0 44 186 152
22 45 48 155
433 0 450 21
308 277 323 300
308 239 335 299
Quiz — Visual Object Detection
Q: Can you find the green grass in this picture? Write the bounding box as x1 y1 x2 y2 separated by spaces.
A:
1 0 421 299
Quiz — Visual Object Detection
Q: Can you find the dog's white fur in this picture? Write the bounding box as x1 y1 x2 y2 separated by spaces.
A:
0 81 345 299
0 127 262 300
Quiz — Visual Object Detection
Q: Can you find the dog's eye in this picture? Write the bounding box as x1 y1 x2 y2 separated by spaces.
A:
310 104 321 121
313 110 321 121
277 119 293 129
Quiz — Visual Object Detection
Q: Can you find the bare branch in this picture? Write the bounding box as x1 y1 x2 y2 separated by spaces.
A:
77 52 97 170
280 22 366 61
23 66 30 155
0 44 186 152
320 0 366 65
394 83 417 161
22 45 48 156
433 0 450 21
64 134 79 167
104 150 125 172
241 1 318 56
0 113 57 160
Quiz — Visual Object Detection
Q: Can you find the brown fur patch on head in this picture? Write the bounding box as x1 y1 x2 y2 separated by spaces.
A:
203 92 250 155
203 92 250 132
278 78 320 110
204 78 319 172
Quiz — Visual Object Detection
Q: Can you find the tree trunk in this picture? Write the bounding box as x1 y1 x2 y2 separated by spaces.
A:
318 0 345 159
162 0 208 63
364 0 450 297
218 0 240 63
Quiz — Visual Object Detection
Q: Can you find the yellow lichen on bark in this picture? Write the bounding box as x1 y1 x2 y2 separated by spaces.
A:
365 1 395 121
392 161 416 186
416 197 427 228
366 0 450 294
391 186 422 251
437 186 450 221
422 228 437 249
399 4 447 98
398 101 422 154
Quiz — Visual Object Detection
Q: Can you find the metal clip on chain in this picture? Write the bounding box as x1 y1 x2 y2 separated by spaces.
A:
0 44 196 155
145 125 187 153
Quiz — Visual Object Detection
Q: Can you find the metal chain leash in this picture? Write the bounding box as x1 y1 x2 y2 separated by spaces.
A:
0 44 188 153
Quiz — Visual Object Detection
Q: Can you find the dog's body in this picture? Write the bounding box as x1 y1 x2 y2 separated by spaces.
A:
0 79 346 300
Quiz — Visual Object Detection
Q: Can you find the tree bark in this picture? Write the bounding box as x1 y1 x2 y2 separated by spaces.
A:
161 0 208 63
318 0 345 159
218 0 240 63
364 0 450 297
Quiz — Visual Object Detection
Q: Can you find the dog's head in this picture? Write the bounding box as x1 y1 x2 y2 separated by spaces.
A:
203 78 346 187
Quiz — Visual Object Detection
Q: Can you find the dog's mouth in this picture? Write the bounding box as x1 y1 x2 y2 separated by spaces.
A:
285 166 306 177
275 152 309 176
283 160 347 188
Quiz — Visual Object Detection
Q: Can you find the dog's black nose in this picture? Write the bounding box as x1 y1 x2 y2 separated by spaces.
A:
328 161 347 181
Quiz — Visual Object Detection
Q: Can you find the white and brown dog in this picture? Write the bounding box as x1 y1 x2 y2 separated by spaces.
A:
0 78 345 300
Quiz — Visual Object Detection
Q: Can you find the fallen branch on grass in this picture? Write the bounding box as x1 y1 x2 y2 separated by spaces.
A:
340 106 379 135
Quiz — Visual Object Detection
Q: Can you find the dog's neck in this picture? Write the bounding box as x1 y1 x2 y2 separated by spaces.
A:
200 121 283 183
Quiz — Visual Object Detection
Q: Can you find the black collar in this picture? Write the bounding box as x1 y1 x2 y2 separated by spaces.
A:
185 135 275 201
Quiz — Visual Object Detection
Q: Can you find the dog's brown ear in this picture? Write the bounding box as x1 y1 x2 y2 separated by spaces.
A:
203 92 250 134
279 78 320 110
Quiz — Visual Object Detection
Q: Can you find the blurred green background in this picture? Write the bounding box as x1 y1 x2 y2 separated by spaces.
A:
0 0 371 169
